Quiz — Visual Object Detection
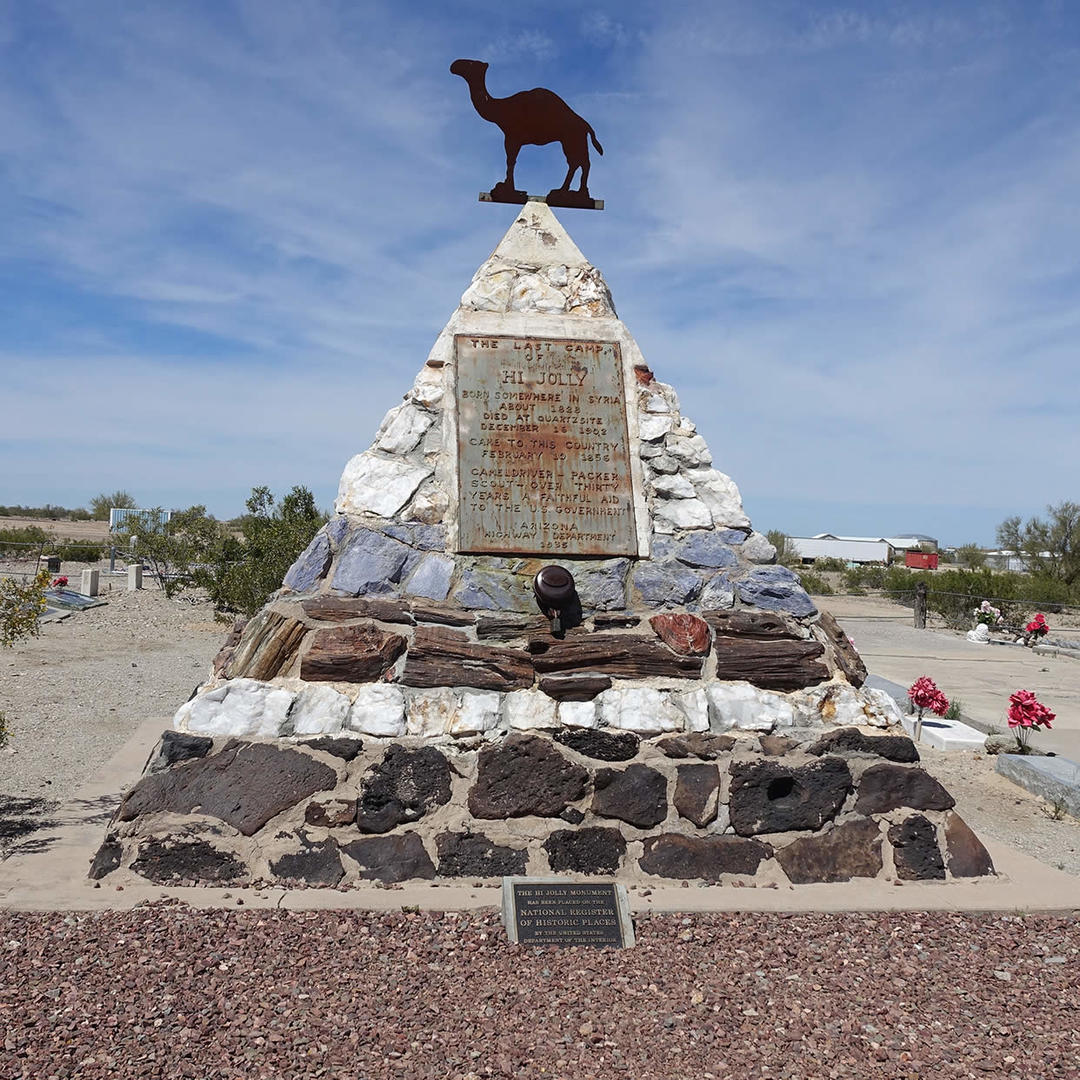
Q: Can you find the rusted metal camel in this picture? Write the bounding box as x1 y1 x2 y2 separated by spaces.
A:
450 59 603 207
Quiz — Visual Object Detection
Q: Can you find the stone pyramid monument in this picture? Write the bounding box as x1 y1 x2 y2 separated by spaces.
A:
93 204 994 889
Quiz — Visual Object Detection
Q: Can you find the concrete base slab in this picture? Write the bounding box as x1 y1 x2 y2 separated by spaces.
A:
901 713 987 751
1 714 1078 914
995 753 1080 819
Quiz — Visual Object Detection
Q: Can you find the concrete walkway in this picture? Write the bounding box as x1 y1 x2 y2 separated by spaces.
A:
1 713 1076 915
823 596 1080 761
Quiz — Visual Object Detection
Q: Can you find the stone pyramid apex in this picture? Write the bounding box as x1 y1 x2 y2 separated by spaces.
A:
486 200 591 269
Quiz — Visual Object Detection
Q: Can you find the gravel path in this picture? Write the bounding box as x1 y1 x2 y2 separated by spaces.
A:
0 588 221 801
1 909 1077 1079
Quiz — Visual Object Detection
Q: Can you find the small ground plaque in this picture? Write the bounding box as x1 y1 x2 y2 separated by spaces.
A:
455 334 639 557
501 877 634 948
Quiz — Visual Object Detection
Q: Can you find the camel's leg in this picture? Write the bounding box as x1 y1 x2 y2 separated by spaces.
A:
503 137 521 190
561 133 590 195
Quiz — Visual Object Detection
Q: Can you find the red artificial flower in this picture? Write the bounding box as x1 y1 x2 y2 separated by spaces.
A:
1007 689 1055 730
1025 613 1049 637
51 576 68 589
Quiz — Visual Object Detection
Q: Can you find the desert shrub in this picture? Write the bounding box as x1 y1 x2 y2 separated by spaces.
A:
798 571 834 595
195 486 326 617
0 526 50 553
0 569 49 647
844 565 887 590
115 506 226 599
765 529 800 569
49 540 105 563
944 698 964 721
814 557 847 573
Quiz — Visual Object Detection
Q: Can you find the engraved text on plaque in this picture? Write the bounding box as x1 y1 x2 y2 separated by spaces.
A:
455 335 638 556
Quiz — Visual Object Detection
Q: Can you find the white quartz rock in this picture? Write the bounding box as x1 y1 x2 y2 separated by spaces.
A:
336 452 433 518
741 531 777 564
450 691 502 736
675 688 710 733
558 700 598 729
859 687 904 729
174 679 294 738
653 496 713 532
706 682 795 733
666 433 711 467
642 393 671 414
639 413 675 441
504 689 559 731
289 685 351 736
686 468 751 529
460 262 516 311
346 684 406 737
599 687 685 735
650 472 697 499
406 688 458 737
376 403 435 455
408 363 446 408
797 683 899 730
405 486 450 524
508 273 567 314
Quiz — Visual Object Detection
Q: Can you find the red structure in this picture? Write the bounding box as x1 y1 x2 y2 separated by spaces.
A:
905 551 939 570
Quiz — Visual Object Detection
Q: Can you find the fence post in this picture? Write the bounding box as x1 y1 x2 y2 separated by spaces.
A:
914 581 927 629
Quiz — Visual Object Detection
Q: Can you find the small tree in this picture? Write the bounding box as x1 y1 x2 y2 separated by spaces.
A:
765 529 801 569
89 490 137 521
997 502 1080 587
954 543 987 570
116 507 225 598
0 569 49 648
204 486 326 616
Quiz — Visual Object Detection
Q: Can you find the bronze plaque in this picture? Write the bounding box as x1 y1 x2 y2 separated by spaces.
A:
506 880 631 947
455 335 637 556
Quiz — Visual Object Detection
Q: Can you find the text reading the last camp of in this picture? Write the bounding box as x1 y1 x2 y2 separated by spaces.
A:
455 336 637 556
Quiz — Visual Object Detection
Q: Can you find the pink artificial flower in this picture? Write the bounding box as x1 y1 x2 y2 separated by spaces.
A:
1007 689 1055 730
909 676 949 715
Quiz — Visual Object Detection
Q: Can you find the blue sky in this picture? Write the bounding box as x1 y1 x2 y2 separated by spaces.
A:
2 0 1078 545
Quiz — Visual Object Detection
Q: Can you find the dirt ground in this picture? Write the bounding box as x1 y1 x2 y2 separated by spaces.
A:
1 586 1078 875
0 516 112 542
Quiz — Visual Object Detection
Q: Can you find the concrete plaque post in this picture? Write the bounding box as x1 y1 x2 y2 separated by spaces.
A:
127 565 142 591
80 569 100 597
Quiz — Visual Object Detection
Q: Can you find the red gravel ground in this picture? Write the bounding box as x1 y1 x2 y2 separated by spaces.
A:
1 909 1078 1080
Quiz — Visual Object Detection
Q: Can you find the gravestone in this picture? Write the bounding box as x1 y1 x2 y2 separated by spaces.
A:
94 203 994 891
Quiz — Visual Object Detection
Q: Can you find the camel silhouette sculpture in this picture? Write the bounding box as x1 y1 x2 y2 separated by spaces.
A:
450 59 603 208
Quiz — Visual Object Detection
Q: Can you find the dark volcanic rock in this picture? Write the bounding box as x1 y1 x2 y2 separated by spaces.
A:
944 813 995 878
775 818 883 883
729 758 852 836
544 827 627 875
555 728 640 762
88 837 122 880
149 731 213 773
758 735 799 756
656 733 736 760
469 734 589 819
341 833 435 883
269 838 344 886
673 764 720 827
806 727 919 763
304 796 356 828
356 746 452 833
640 835 770 880
591 764 668 828
855 764 955 815
559 807 585 825
435 833 528 878
119 743 337 837
130 837 247 885
299 736 363 762
889 814 945 880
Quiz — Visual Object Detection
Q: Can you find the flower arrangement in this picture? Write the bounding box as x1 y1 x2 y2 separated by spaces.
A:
51 576 68 590
974 600 1003 628
1024 613 1049 645
908 676 949 740
1007 689 1055 752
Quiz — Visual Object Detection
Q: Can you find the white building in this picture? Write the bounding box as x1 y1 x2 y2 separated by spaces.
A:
786 532 939 566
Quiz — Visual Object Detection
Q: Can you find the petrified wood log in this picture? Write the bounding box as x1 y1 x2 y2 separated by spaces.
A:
712 637 828 691
812 610 868 687
528 634 704 679
299 623 407 682
224 609 307 680
410 604 476 627
301 596 415 625
538 674 613 701
592 613 640 629
475 614 550 641
401 626 534 691
706 610 805 640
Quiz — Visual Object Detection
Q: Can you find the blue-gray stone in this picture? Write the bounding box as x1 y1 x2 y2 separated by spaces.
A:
697 572 736 610
331 528 412 596
648 536 676 560
576 559 629 611
283 530 331 593
674 532 739 569
326 516 350 549
736 566 817 617
382 523 447 551
452 569 533 612
404 553 456 602
714 529 749 546
631 561 703 606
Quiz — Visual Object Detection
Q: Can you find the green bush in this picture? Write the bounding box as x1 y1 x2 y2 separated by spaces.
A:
798 571 834 595
0 525 50 553
50 540 105 563
114 505 225 599
814 557 847 573
0 569 49 647
844 565 887 590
